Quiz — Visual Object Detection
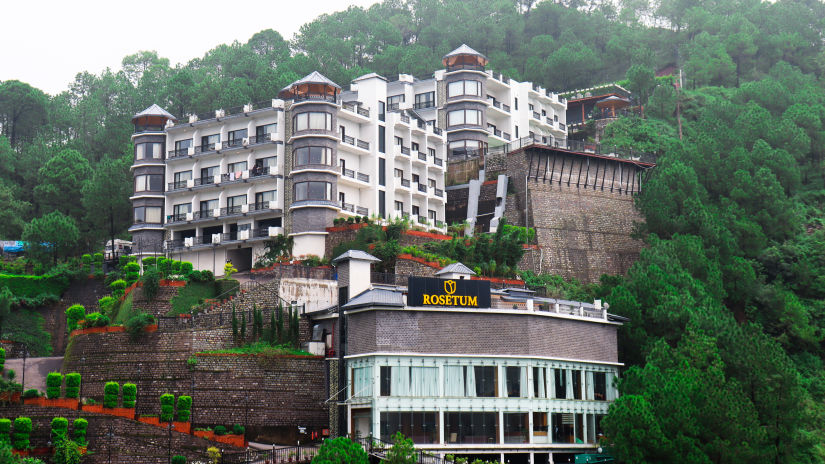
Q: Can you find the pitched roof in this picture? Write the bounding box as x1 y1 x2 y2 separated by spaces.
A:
290 71 341 89
132 104 176 121
435 262 476 276
331 250 381 265
342 288 405 309
352 72 387 83
443 44 487 61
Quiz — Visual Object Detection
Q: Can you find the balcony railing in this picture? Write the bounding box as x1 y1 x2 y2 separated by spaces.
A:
168 148 190 159
250 134 273 144
435 188 444 198
340 202 354 213
489 99 501 109
341 102 370 118
400 113 410 123
342 167 355 178
532 112 541 120
417 183 427 193
400 146 410 156
401 178 410 188
413 102 435 110
221 205 244 216
559 122 566 130
356 206 368 216
194 176 216 187
447 64 485 72
417 152 427 161
432 127 443 135
194 143 217 154
167 213 188 223
293 94 336 103
250 201 271 212
502 104 511 112
546 117 554 125
224 138 244 149
357 172 369 183
434 157 443 166
503 132 511 141
356 139 369 150
168 180 189 191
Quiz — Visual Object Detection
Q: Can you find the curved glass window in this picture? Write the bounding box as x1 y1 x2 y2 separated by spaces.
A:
293 112 332 131
447 80 481 98
447 109 481 127
295 146 332 166
135 142 162 160
294 181 332 201
135 174 162 192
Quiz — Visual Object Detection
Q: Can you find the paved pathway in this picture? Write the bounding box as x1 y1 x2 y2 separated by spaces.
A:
5 356 64 393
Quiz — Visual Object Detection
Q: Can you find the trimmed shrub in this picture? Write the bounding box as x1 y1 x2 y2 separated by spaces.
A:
81 254 92 265
104 382 119 408
73 418 88 446
170 260 182 274
51 417 69 443
172 456 187 464
232 424 245 435
142 267 161 300
12 417 31 450
65 304 85 332
160 393 175 423
213 425 227 436
96 314 110 327
98 296 118 316
65 373 81 399
126 312 155 339
46 372 63 399
180 262 193 275
0 347 4 372
0 418 10 445
215 278 239 297
22 389 39 399
157 258 170 278
83 312 105 328
123 262 140 274
125 271 140 283
142 257 157 267
122 383 137 408
93 252 104 263
201 270 214 281
176 395 192 422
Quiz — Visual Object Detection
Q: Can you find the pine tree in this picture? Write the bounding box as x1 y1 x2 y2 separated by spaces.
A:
276 303 284 344
231 303 238 339
269 310 276 345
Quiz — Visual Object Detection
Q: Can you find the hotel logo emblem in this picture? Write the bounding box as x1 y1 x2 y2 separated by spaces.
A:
444 280 456 295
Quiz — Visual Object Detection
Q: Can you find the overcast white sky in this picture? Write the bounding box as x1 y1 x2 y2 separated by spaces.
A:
0 0 380 95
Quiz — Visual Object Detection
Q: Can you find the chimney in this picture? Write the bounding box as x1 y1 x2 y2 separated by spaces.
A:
331 250 381 301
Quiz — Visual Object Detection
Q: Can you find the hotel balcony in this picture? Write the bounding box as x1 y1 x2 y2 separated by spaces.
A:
166 201 281 226
167 133 278 161
339 134 370 155
166 166 278 193
339 166 371 187
165 226 283 251
340 202 369 217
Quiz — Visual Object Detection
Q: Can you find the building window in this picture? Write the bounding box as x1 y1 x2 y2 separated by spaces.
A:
593 372 607 401
533 367 547 398
514 97 518 110
352 366 373 398
506 366 526 398
379 101 386 122
394 168 404 178
172 171 192 189
428 210 436 223
380 412 438 444
412 205 419 216
428 148 435 157
294 146 332 166
174 139 192 153
555 369 567 399
414 91 435 109
448 139 484 157
133 206 161 224
533 412 549 443
135 142 162 160
200 166 219 183
293 112 332 131
199 199 218 215
379 190 386 219
411 142 419 152
227 161 247 173
378 158 386 186
395 136 403 146
226 194 246 214
380 366 391 396
256 123 277 138
378 126 386 153
444 412 498 444
294 181 331 201
503 413 529 444
255 190 276 207
256 156 277 169
447 80 481 98
395 201 404 212
387 94 405 110
447 109 481 127
172 203 191 221
135 174 162 192
428 178 436 189
552 413 584 444
228 129 247 143
572 370 582 399
554 114 559 122
201 134 220 149
443 365 497 397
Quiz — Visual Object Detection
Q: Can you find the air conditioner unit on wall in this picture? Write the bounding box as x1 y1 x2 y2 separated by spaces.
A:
185 212 194 221
186 179 195 188
239 229 250 240
215 109 225 118
212 234 222 244
241 204 249 214
242 137 250 146
268 226 283 237
184 237 194 247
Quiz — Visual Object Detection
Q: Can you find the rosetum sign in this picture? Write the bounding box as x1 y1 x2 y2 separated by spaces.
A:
407 276 491 308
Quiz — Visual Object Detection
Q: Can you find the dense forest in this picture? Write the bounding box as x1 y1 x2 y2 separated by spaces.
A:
2 0 825 461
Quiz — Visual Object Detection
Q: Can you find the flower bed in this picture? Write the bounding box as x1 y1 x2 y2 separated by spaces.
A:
160 279 187 287
404 229 451 241
11 450 28 457
137 416 161 426
214 433 246 448
398 254 441 269
81 404 103 414
70 325 126 336
471 275 524 285
325 222 369 233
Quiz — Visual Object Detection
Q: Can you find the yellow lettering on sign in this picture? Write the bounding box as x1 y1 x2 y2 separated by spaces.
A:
468 296 477 306
423 295 430 305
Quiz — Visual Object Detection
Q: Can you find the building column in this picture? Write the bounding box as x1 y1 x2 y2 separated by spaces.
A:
499 410 505 445
439 410 445 445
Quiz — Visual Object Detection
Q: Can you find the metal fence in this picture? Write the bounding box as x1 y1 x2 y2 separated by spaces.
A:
221 445 319 464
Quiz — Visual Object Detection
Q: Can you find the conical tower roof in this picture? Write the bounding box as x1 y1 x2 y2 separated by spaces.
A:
131 104 176 122
443 43 488 62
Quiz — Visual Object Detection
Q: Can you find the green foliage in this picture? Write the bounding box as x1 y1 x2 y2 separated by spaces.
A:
50 417 69 443
141 257 156 267
12 417 31 450
169 281 218 316
231 303 238 339
160 393 175 422
22 390 38 399
80 255 91 265
0 418 10 445
223 262 237 279
197 342 312 357
0 348 4 372
255 235 294 268
103 382 119 408
176 395 192 422
46 372 63 399
311 437 368 464
64 373 81 399
98 296 117 317
180 262 193 275
213 425 227 436
65 304 85 333
172 456 187 464
125 312 155 339
385 432 417 464
232 424 245 435
5 308 51 356
141 266 160 301
21 211 80 264
0 273 69 299
214 278 239 297
240 309 246 341
72 418 87 446
52 438 81 464
121 383 137 408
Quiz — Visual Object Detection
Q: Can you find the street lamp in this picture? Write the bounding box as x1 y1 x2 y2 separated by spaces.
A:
79 356 85 401
20 344 28 403
107 423 115 464
167 422 175 464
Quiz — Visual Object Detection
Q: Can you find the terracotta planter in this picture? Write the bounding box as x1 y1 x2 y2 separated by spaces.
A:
24 397 44 406
0 391 20 402
42 398 79 409
214 434 246 448
173 421 191 434
194 430 215 440
144 324 158 332
11 449 28 457
106 407 135 419
82 404 103 413
30 447 51 456
138 416 161 426
160 279 186 287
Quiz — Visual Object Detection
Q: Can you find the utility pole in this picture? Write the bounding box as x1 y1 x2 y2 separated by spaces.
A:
676 68 684 141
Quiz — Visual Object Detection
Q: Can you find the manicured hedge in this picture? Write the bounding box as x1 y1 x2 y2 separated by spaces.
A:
104 382 119 408
0 418 10 445
122 383 137 408
73 418 88 446
83 312 109 328
65 373 81 399
180 262 193 274
176 395 192 422
123 262 140 274
172 456 187 464
232 424 245 435
213 425 227 436
93 253 104 263
22 389 39 399
160 393 175 422
81 254 92 265
65 304 85 332
51 417 69 442
0 274 69 298
142 257 157 267
12 417 31 450
46 372 63 399
0 347 5 372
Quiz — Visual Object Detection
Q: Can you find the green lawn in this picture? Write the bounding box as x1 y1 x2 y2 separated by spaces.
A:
168 282 218 316
113 292 136 325
197 342 311 357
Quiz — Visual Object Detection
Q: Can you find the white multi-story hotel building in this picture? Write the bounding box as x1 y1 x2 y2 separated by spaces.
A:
128 45 567 274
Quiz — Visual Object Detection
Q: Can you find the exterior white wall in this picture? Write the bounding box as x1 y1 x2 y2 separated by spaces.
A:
279 277 337 313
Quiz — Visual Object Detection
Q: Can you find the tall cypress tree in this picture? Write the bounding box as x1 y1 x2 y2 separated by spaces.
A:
231 303 238 339
240 309 246 342
269 310 277 345
276 303 284 344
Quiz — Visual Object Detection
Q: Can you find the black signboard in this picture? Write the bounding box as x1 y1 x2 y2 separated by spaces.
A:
407 276 491 308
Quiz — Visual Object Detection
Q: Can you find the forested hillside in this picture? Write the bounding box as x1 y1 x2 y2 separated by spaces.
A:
2 0 825 460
